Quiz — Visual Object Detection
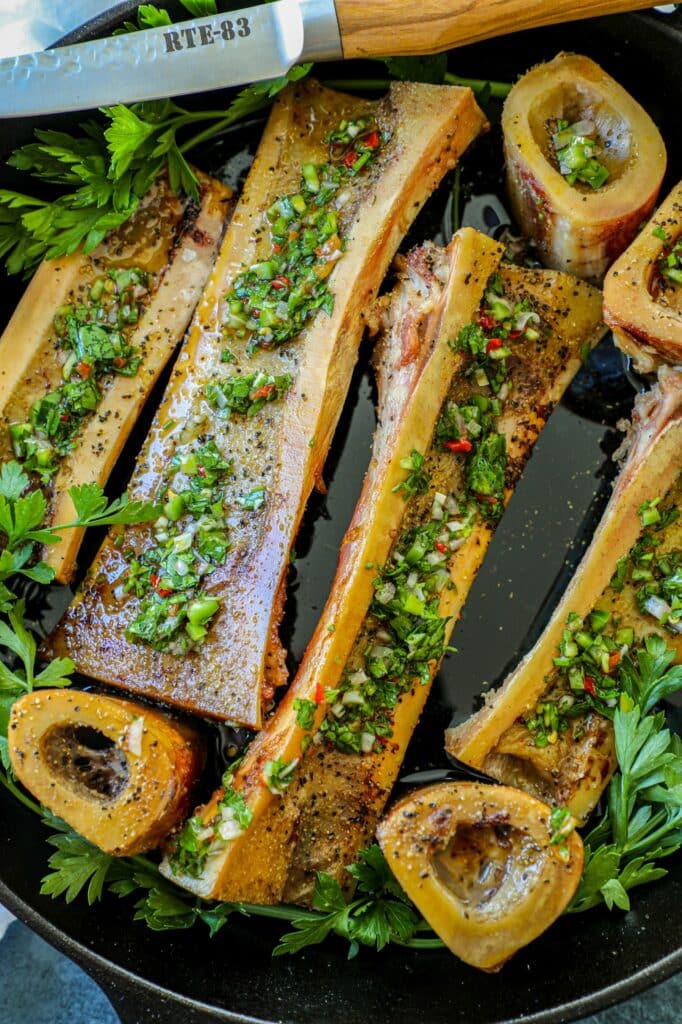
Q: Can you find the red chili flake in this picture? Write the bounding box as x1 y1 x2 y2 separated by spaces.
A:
113 356 127 368
435 541 448 554
272 244 282 254
157 588 173 598
608 651 621 672
445 438 473 454
271 276 291 291
509 330 522 339
59 413 69 422
584 676 597 697
76 361 92 379
150 574 160 589
478 314 496 331
364 130 380 149
315 681 325 704
251 384 275 401
197 465 207 478
486 337 503 352
344 149 358 169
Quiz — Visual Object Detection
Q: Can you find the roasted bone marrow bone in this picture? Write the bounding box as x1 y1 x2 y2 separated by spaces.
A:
8 689 204 856
503 52 666 282
447 366 682 822
160 230 606 903
47 80 487 728
0 173 233 584
376 782 584 972
604 180 682 372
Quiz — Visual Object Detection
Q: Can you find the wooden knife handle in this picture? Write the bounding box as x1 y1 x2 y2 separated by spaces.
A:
334 0 656 58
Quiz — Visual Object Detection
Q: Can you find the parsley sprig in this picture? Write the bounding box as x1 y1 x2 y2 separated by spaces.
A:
0 0 312 277
567 635 682 914
0 460 161 608
35 806 440 953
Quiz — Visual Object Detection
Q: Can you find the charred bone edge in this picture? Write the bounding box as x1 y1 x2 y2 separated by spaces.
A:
8 689 204 856
503 52 667 284
159 229 506 898
447 365 682 824
0 171 234 584
49 80 488 729
377 781 584 972
603 179 682 373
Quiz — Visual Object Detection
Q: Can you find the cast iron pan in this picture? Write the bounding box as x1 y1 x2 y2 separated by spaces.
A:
1 6 681 1023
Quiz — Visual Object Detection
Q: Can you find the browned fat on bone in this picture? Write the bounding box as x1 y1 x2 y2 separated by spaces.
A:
8 688 203 856
448 366 682 823
503 52 666 283
160 229 605 904
47 80 487 728
604 180 682 372
0 172 233 583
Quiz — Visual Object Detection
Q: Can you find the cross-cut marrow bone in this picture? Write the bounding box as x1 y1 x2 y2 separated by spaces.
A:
377 782 584 972
48 80 487 728
503 52 666 282
0 173 233 583
604 180 682 372
160 232 605 902
8 689 204 856
447 367 682 823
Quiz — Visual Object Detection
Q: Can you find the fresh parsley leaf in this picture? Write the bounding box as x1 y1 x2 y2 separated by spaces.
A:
40 815 123 904
383 55 448 84
294 698 317 730
66 482 162 528
568 639 682 915
178 0 218 15
274 844 421 958
1 58 312 276
0 461 29 502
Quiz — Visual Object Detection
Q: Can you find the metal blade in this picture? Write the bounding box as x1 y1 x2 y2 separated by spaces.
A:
0 0 119 58
0 0 321 118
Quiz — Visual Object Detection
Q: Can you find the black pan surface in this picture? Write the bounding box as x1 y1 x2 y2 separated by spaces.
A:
1 8 681 1023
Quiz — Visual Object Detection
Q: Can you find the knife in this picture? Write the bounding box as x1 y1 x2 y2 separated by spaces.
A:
0 0 659 118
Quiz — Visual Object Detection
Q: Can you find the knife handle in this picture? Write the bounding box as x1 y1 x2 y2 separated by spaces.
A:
334 0 656 58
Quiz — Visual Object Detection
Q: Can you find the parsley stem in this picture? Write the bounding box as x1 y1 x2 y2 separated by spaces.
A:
235 901 320 921
395 936 446 950
179 102 272 156
443 72 512 98
321 74 512 99
0 769 41 816
322 78 390 92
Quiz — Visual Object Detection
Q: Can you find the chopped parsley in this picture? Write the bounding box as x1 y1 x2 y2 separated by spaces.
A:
9 267 150 482
657 235 682 286
236 487 266 512
223 117 387 355
392 449 429 501
122 440 232 653
551 119 609 190
262 757 299 794
205 372 292 419
167 765 252 879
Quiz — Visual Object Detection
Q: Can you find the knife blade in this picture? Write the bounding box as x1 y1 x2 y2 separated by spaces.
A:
0 0 343 117
0 0 118 58
0 0 660 119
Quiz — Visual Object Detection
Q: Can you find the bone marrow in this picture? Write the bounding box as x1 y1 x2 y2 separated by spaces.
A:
604 180 682 371
159 229 605 902
503 53 666 282
447 367 682 822
377 782 584 972
0 172 233 582
47 79 487 728
8 689 204 856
